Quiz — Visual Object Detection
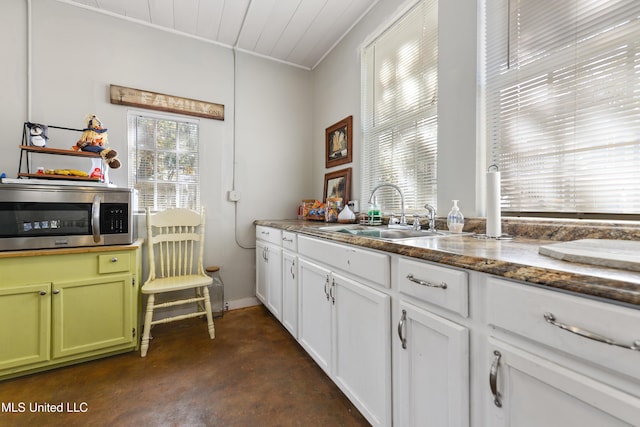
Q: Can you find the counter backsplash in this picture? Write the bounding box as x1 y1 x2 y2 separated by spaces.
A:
442 217 640 242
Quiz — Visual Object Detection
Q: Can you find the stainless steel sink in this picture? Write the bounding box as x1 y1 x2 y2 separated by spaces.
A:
318 224 466 240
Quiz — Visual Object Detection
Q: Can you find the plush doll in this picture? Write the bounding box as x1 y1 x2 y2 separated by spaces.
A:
72 114 121 169
27 122 48 147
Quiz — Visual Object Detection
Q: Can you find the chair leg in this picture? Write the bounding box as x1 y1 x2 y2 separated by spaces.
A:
202 286 215 339
141 294 155 357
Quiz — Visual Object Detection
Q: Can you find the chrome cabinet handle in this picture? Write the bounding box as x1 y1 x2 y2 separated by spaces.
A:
544 312 640 351
263 246 269 262
324 275 330 301
290 260 295 279
111 257 118 263
53 289 60 295
39 290 47 296
330 278 335 305
398 309 407 349
489 350 502 408
282 237 293 243
406 273 447 289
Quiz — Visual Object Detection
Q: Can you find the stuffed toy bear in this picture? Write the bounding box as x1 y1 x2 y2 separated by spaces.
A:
72 114 120 169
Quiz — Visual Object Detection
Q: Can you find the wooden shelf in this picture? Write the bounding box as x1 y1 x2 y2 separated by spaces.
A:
17 173 101 182
19 145 100 158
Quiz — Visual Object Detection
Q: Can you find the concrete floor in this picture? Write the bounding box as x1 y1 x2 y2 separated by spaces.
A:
0 305 370 427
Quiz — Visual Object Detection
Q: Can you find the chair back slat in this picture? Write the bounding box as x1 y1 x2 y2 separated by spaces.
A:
146 208 206 281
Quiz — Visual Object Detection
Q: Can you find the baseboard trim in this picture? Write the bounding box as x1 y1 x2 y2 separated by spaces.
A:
226 297 260 311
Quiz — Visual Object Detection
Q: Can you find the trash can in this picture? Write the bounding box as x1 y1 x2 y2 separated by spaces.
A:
205 266 225 318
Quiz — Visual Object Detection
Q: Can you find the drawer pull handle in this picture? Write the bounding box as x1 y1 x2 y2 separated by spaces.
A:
282 237 293 243
406 274 447 289
398 309 407 349
544 312 640 351
111 257 118 263
490 350 502 407
324 275 330 301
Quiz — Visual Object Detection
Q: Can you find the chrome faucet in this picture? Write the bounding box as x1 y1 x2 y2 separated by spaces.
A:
423 204 436 231
368 183 407 226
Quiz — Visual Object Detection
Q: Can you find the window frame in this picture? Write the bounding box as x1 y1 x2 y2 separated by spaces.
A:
360 0 439 215
127 110 201 212
484 0 640 220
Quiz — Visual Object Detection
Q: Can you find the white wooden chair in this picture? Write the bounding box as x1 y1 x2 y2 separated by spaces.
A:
140 207 214 357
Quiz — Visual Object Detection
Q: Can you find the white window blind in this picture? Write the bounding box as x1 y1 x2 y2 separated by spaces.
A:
361 0 438 213
127 112 200 211
486 0 640 216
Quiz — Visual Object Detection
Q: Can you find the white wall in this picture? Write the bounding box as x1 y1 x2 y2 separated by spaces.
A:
312 0 481 217
0 0 313 307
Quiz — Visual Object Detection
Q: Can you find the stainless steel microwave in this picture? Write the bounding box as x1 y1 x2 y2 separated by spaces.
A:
0 183 134 251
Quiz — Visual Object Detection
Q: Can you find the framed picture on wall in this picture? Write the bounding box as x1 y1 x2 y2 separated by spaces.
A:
323 168 352 203
325 115 353 168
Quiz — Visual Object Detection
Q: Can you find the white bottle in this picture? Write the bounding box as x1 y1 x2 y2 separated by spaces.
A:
447 200 464 233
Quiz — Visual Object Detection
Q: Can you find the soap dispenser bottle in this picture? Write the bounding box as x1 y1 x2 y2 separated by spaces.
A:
368 196 382 225
447 200 464 233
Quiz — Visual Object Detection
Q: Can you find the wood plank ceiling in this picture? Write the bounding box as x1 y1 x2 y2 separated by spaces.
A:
60 0 379 70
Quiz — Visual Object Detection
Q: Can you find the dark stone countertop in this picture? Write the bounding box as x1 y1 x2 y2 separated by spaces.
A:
255 219 640 308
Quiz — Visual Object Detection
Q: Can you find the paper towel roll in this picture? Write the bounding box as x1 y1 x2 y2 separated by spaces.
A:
486 170 501 238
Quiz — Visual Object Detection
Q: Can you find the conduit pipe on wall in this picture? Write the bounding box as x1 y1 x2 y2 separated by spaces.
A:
26 0 32 121
232 1 256 250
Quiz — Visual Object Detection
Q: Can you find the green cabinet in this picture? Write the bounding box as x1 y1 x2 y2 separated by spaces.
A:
0 283 51 371
0 244 141 380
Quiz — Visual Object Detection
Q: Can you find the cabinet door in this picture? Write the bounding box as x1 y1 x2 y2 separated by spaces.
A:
298 258 332 375
0 283 51 371
487 338 640 427
52 274 134 358
266 244 283 321
395 300 469 427
333 273 391 427
256 241 268 304
282 250 298 338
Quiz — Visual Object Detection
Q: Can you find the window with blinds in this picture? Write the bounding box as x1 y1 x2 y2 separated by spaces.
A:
485 0 640 217
127 112 200 211
361 0 438 213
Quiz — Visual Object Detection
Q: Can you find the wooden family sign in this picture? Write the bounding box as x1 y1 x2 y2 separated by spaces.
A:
109 84 224 120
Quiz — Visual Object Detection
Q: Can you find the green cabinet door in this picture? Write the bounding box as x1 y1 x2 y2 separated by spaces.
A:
52 274 134 358
0 283 51 370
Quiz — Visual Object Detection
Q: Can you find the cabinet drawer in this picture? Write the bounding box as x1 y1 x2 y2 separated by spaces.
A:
298 236 390 288
98 253 131 274
281 231 297 251
256 226 282 246
487 277 640 380
396 257 468 317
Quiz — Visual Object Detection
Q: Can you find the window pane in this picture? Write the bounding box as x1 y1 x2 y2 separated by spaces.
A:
128 113 200 210
486 0 640 216
362 0 438 212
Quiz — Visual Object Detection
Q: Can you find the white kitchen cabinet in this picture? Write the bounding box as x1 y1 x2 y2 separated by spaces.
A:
298 236 392 427
485 277 640 427
281 231 298 338
282 248 298 338
255 226 283 320
333 272 391 427
255 240 268 305
395 300 469 427
486 338 640 427
394 256 470 427
298 258 333 375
